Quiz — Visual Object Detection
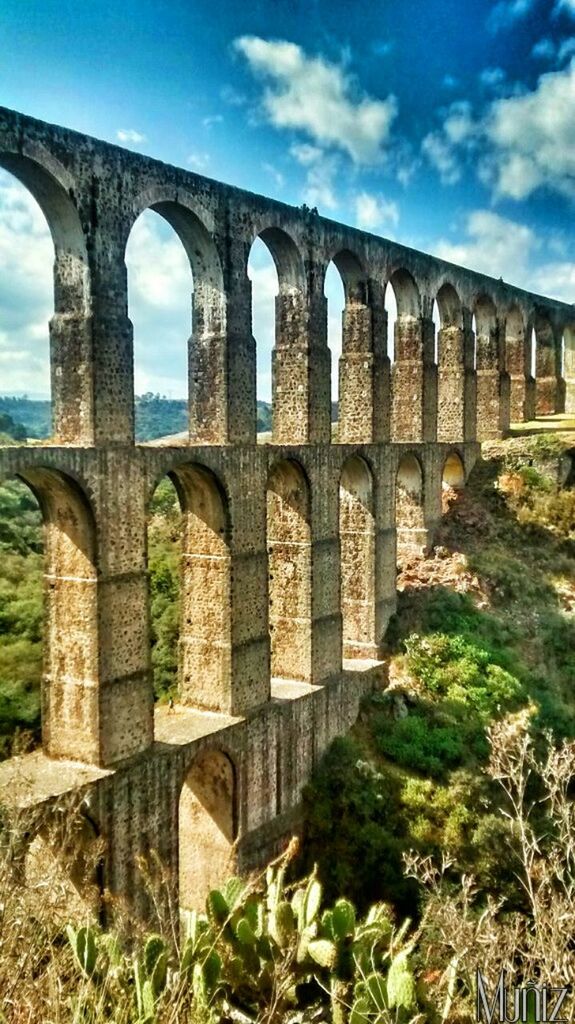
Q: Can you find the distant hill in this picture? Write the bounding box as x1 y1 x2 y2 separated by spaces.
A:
0 394 275 441
0 394 338 442
0 398 51 439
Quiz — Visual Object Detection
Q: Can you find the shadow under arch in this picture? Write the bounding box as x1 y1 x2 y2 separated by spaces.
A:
24 805 106 926
0 153 91 442
163 462 232 711
266 457 312 683
395 452 426 559
442 450 466 490
179 747 237 913
13 466 99 761
339 455 376 659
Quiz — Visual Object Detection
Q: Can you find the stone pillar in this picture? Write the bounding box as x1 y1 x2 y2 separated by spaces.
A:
554 325 566 414
189 239 256 445
228 463 270 712
190 275 255 445
50 251 96 444
338 302 374 443
96 456 154 766
272 269 331 443
565 326 575 414
535 319 558 416
89 234 136 445
372 287 391 442
37 457 154 768
311 462 342 682
375 458 396 642
476 318 507 440
463 310 477 440
391 315 437 441
338 281 389 444
437 323 466 442
506 316 528 423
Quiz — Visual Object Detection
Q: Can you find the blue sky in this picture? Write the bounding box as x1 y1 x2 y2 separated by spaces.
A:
1 0 575 400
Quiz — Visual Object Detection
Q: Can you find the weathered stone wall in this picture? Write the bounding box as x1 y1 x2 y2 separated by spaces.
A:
0 106 572 922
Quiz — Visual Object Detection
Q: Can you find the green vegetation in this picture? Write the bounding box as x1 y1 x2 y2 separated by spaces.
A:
0 480 43 757
0 395 275 441
300 433 575 919
4 720 575 1021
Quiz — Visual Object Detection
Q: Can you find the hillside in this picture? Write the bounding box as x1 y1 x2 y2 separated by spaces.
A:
300 432 575 916
0 395 276 441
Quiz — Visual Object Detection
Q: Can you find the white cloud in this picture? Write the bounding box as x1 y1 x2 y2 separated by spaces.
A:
485 59 575 199
234 35 398 165
425 60 575 201
125 211 193 397
530 260 575 302
116 128 147 145
355 192 399 231
532 37 556 60
290 142 324 165
555 0 575 15
479 66 506 88
262 163 285 189
558 36 575 60
188 152 210 171
422 131 462 185
434 209 536 282
202 115 223 128
488 0 534 32
302 155 339 210
247 238 279 402
0 172 52 396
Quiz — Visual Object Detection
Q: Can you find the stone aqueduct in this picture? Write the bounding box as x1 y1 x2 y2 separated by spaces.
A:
0 106 573 920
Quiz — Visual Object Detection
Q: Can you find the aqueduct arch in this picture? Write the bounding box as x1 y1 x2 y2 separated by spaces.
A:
179 749 237 914
0 106 572 925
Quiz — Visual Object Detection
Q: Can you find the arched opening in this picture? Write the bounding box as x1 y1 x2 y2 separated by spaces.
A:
161 464 231 711
248 236 278 437
125 211 191 442
147 476 182 703
384 280 398 364
442 451 465 512
0 476 43 760
339 456 376 660
324 260 345 430
0 159 89 442
1 467 99 762
395 454 426 560
435 283 464 441
328 250 371 443
125 198 224 444
442 452 465 488
432 299 441 365
266 459 312 683
24 810 105 925
475 295 497 369
179 750 236 913
251 227 306 444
